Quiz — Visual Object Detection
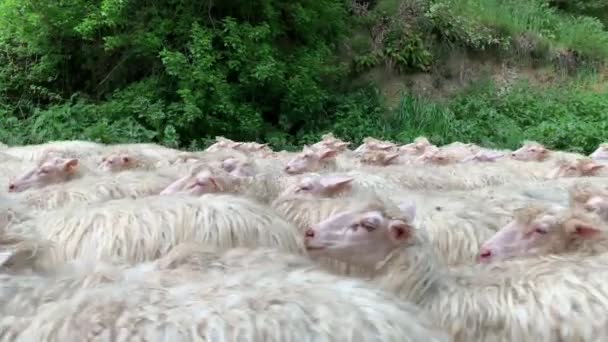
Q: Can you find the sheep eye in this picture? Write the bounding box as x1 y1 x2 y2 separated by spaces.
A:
361 222 376 232
534 228 547 234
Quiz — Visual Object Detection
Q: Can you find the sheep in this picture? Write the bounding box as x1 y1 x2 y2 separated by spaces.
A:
0 152 19 163
0 195 28 231
271 193 407 274
416 142 481 165
546 158 608 179
460 177 608 218
8 193 305 265
569 183 608 222
590 143 608 161
459 149 506 163
183 149 259 177
105 143 183 161
311 132 351 152
276 171 411 200
510 140 583 162
7 155 85 193
275 187 512 266
304 204 608 341
399 136 435 156
358 150 402 166
353 137 398 155
283 145 343 174
204 136 273 156
10 170 175 211
159 166 294 204
1 247 448 342
3 140 105 162
96 149 159 173
477 203 608 263
357 161 544 191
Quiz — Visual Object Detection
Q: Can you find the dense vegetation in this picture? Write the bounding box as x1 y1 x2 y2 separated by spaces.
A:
0 0 607 152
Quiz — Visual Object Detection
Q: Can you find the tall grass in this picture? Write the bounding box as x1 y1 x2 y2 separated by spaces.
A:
441 0 608 60
385 94 457 145
379 78 608 153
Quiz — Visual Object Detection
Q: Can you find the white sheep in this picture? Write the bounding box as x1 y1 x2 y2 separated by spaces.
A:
0 246 448 342
546 158 608 179
304 202 608 341
477 201 608 263
3 140 105 162
160 167 295 204
104 142 182 161
11 170 175 211
510 140 584 163
590 143 608 160
8 193 305 264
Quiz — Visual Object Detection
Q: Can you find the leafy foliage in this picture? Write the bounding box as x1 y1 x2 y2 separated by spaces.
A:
388 80 608 154
0 0 354 149
0 0 607 154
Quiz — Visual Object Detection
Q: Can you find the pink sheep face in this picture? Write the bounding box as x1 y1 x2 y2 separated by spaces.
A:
312 137 350 152
304 204 415 268
571 190 608 223
460 151 504 163
478 207 601 263
590 144 608 161
206 138 242 152
399 143 428 156
281 175 354 197
160 170 224 196
510 143 550 161
417 147 453 165
98 153 135 172
235 142 271 153
354 140 395 155
284 147 338 175
221 158 255 178
547 159 605 179
360 151 400 166
8 157 79 193
583 196 608 221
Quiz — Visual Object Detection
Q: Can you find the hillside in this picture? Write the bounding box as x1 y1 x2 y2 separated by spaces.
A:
0 0 607 153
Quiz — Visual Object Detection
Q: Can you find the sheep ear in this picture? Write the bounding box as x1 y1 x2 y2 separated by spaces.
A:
63 159 79 173
207 176 223 192
583 163 605 175
388 221 411 242
319 176 353 191
318 149 338 160
384 153 400 164
0 250 14 267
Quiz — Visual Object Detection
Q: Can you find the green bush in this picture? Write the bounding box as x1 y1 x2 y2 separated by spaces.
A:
0 0 607 154
428 0 608 61
0 0 355 149
387 80 608 154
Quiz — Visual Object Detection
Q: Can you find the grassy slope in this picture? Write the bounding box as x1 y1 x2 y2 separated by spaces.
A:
351 0 608 153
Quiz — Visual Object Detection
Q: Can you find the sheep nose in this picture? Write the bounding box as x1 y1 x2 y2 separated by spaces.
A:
478 248 492 262
305 228 315 239
8 184 16 192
